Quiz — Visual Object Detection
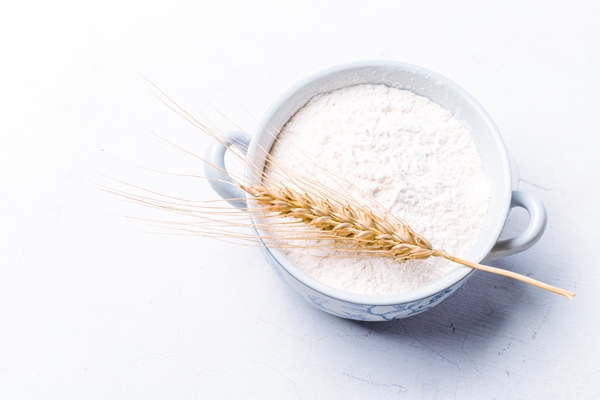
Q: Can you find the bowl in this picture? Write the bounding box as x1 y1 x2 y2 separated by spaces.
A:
204 61 547 321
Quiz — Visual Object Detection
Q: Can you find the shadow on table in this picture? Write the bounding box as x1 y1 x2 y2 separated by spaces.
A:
347 258 536 348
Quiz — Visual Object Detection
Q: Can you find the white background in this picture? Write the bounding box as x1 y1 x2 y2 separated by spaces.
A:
1 1 599 399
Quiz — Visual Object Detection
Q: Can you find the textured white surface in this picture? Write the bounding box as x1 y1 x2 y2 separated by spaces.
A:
1 1 598 399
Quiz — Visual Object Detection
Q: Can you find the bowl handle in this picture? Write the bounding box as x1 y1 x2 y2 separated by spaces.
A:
203 131 250 209
485 190 548 261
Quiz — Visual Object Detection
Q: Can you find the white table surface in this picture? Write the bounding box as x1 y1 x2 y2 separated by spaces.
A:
1 1 598 399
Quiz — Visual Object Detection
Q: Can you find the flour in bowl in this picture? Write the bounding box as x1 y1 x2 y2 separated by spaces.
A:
265 84 490 295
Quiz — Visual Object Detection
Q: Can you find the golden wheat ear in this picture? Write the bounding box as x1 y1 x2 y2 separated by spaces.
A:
113 84 575 300
243 182 576 299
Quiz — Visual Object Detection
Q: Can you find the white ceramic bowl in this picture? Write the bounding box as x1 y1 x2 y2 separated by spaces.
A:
205 61 547 321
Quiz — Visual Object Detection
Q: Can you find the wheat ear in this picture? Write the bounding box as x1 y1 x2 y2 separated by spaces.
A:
244 183 576 299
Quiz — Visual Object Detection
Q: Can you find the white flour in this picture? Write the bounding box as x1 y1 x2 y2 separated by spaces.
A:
266 84 490 295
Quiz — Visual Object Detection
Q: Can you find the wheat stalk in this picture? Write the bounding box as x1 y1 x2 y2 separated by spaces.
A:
115 85 575 299
244 183 576 299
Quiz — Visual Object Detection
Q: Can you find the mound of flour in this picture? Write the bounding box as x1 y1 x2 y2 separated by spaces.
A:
266 84 490 295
